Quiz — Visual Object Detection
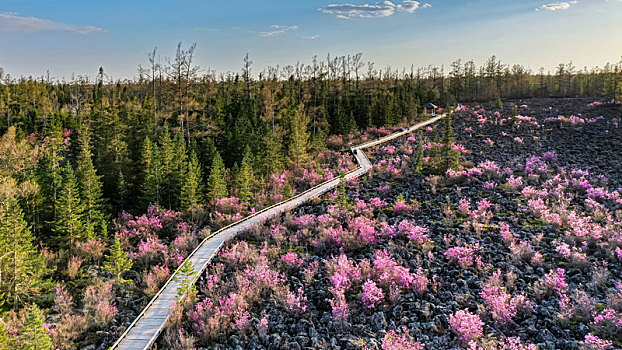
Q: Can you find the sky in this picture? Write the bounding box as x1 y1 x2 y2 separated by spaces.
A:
0 0 621 80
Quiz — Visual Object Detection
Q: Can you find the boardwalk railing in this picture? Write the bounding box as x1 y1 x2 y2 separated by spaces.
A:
110 113 447 350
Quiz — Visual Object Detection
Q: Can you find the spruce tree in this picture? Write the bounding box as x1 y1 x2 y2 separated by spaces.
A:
181 151 204 211
199 138 218 180
37 116 65 224
75 126 105 236
103 236 132 284
335 171 349 209
261 132 283 177
140 136 160 208
174 259 197 298
171 132 187 209
158 123 175 208
236 146 255 203
53 163 85 246
206 152 227 202
19 304 53 350
289 105 310 167
0 197 46 308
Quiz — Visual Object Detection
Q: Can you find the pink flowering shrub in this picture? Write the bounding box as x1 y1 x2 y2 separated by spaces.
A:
369 197 388 209
326 254 362 293
220 241 259 266
480 270 532 325
283 287 308 314
466 337 537 350
373 250 427 301
303 261 319 285
398 219 429 245
505 175 523 190
444 244 480 269
171 225 200 254
325 254 362 320
54 283 74 315
591 308 622 341
65 256 83 279
449 309 484 342
349 216 378 244
280 252 303 268
361 280 384 308
190 293 251 342
583 334 613 349
381 327 426 350
329 291 349 322
144 264 171 297
83 280 117 328
131 237 168 267
539 268 568 297
393 195 419 215
213 197 250 226
293 214 317 229
75 237 107 262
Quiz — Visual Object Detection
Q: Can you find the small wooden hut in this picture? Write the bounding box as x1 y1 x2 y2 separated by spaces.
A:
422 102 438 115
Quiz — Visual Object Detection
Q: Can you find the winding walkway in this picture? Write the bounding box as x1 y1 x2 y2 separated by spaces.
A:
110 113 446 350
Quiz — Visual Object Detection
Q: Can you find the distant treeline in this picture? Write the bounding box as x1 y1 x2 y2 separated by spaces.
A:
0 46 620 212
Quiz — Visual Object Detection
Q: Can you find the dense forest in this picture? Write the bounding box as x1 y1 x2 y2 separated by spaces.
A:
0 44 621 349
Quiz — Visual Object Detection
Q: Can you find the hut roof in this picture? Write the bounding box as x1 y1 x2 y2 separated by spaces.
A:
422 102 437 109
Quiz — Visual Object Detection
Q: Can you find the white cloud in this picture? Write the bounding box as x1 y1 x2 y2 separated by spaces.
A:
536 1 576 11
397 1 420 13
302 35 320 40
319 0 428 19
0 12 104 34
258 25 298 37
320 1 396 18
422 3 432 8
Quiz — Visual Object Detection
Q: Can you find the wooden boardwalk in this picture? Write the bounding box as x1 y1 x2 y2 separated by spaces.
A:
110 114 446 350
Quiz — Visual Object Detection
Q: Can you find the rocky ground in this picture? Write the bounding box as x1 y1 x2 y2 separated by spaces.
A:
160 98 622 350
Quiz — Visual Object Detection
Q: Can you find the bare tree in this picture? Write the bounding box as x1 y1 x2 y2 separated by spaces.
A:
147 47 159 137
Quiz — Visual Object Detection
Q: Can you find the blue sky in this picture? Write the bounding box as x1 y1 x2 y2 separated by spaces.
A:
1 0 621 80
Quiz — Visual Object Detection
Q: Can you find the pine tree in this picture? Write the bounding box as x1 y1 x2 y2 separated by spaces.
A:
140 136 160 208
19 304 53 350
181 151 204 211
236 146 255 203
170 132 187 209
37 116 65 224
0 197 46 308
158 123 175 209
206 152 227 202
174 260 197 298
261 132 284 177
117 169 129 210
0 322 9 350
199 138 218 180
335 171 349 208
289 104 310 167
75 126 105 236
103 236 132 284
52 163 85 246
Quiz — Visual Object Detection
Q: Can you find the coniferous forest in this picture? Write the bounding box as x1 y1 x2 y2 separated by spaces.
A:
1 44 622 349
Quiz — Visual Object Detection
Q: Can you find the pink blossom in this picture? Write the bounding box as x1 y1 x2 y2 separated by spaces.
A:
583 334 613 349
381 327 426 350
361 280 384 308
280 252 303 268
284 287 307 314
397 219 429 244
449 309 484 342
